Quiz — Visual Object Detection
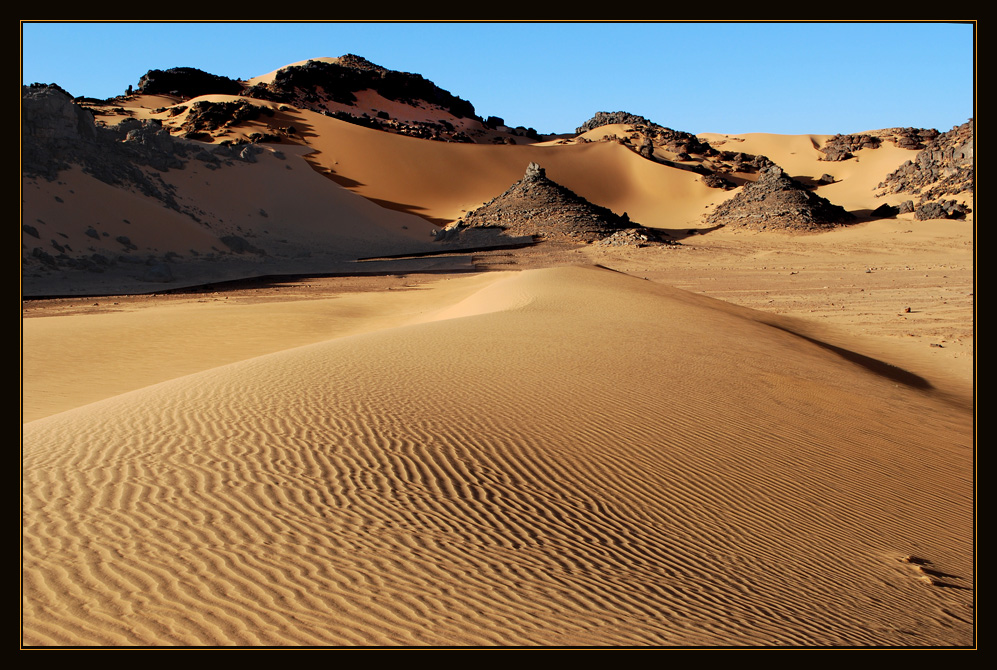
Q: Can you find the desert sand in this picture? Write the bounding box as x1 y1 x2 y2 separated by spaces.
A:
22 65 975 647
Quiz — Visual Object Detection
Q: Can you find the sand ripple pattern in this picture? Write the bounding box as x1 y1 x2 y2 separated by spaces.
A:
23 267 974 646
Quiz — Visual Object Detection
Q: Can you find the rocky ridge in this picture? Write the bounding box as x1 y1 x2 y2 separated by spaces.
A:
819 127 941 161
572 111 778 189
239 56 492 144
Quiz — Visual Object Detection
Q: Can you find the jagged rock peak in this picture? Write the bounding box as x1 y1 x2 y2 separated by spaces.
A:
524 161 545 182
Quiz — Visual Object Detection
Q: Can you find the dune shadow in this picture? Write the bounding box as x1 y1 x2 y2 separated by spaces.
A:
791 175 824 189
764 323 932 390
650 224 724 242
363 198 453 227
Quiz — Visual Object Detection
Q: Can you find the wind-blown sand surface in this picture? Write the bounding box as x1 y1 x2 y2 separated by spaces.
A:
23 265 973 646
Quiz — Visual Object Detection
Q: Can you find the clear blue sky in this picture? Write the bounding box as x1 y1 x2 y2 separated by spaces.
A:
21 21 975 136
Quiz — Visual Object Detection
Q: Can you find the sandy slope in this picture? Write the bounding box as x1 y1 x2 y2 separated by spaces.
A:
272 109 721 228
22 266 973 647
22 141 443 296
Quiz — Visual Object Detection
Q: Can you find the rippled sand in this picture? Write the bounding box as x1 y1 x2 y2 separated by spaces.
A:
22 266 973 646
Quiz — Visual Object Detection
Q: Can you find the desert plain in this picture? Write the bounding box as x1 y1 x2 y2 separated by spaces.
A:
22 56 975 647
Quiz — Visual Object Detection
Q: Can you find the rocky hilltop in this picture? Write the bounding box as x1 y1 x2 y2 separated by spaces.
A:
137 67 244 98
705 165 855 232
876 119 973 220
571 110 779 190
819 127 941 161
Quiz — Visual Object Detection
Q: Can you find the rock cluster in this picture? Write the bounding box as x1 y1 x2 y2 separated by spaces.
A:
819 127 941 162
705 166 855 232
819 134 882 161
136 67 244 98
240 56 492 144
178 99 275 139
912 199 971 220
877 127 940 150
702 173 736 190
595 228 677 247
439 162 636 243
876 119 973 216
576 111 717 157
247 56 477 120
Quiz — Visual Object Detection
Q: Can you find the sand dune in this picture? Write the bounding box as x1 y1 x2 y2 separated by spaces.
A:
274 109 720 228
22 266 973 646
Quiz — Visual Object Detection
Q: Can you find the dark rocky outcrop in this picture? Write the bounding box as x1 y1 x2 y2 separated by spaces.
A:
819 127 942 162
576 111 717 158
705 166 855 232
876 119 973 214
819 134 882 161
136 67 244 98
23 84 188 201
702 173 736 190
245 56 478 120
178 99 274 137
715 151 776 174
915 200 969 220
879 127 941 151
21 84 274 277
437 162 638 243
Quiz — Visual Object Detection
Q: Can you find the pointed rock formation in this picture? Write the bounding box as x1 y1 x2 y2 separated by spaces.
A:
705 166 855 232
438 162 639 243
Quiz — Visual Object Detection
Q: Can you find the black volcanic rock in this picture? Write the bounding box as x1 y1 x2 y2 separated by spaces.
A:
706 166 855 231
137 67 244 98
438 162 636 242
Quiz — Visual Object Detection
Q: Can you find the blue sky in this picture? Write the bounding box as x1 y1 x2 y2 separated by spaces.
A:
21 21 975 136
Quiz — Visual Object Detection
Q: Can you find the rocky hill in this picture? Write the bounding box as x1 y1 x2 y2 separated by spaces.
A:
136 67 244 98
705 166 855 232
876 119 973 219
571 110 779 190
240 56 531 144
438 162 667 245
